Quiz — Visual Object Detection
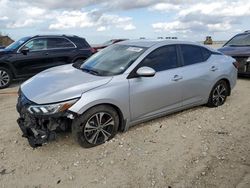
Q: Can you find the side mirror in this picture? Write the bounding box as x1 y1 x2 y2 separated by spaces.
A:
136 66 156 77
20 47 29 55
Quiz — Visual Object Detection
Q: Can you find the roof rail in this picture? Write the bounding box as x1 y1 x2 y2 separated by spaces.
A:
62 34 78 37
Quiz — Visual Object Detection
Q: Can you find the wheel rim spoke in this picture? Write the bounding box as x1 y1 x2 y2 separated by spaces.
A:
88 131 100 144
101 129 111 141
0 70 10 86
102 117 114 126
84 122 97 132
95 112 104 126
219 87 226 95
84 112 114 145
212 84 227 106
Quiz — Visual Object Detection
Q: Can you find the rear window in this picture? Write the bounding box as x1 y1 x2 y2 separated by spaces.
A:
225 33 250 46
201 47 212 61
47 38 75 49
180 45 204 66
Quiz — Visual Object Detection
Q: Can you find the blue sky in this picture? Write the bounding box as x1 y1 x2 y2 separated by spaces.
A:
0 0 250 44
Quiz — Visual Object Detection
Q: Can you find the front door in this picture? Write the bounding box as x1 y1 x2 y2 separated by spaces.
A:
12 38 50 77
129 45 183 121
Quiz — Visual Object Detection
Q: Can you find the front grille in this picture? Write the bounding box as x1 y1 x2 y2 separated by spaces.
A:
232 56 250 74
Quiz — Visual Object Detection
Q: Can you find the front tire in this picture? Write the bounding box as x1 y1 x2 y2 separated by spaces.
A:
0 67 12 89
207 80 229 107
72 105 119 148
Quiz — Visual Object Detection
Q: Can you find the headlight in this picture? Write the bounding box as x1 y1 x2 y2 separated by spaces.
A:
27 98 79 115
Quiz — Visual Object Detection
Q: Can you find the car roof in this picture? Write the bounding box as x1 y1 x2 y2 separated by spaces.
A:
118 39 206 48
31 34 83 39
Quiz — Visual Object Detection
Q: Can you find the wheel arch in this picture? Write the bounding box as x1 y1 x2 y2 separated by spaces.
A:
210 76 232 97
220 78 231 96
73 102 127 132
0 63 15 77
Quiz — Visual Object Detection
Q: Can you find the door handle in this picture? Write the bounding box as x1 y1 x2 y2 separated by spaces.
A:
210 66 218 71
44 52 49 56
172 75 183 81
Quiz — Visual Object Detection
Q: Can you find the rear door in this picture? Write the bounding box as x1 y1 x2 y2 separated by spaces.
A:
129 45 183 121
178 44 213 106
45 37 77 68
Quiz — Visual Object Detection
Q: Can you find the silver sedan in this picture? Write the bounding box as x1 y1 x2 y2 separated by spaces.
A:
17 40 237 148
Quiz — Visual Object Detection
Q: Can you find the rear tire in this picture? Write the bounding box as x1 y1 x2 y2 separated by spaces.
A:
0 67 12 89
207 80 229 107
72 105 119 148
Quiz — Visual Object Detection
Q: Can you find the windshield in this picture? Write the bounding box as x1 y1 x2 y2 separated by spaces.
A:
5 36 31 50
81 44 147 76
225 33 250 46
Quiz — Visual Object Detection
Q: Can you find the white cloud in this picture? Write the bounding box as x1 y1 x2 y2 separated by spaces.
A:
97 26 107 31
49 10 136 31
7 19 43 28
150 3 180 12
1 0 250 40
207 23 232 32
49 11 95 29
152 21 204 33
152 0 250 33
0 0 48 29
0 16 8 21
123 24 136 30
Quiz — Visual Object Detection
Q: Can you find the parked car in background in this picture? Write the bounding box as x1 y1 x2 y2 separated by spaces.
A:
92 39 128 51
218 30 250 76
0 35 94 89
17 40 237 148
0 46 5 49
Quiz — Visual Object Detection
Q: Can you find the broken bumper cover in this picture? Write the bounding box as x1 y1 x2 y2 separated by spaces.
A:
16 91 74 148
17 116 57 147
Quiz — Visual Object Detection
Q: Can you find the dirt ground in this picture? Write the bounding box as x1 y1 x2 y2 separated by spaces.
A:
0 78 249 188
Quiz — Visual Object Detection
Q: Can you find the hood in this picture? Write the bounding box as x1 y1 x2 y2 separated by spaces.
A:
0 48 13 56
218 46 250 57
21 64 113 104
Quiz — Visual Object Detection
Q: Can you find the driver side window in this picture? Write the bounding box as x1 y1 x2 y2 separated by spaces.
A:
139 45 178 72
22 38 48 51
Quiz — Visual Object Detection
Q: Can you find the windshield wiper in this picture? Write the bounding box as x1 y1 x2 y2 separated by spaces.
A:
82 68 100 76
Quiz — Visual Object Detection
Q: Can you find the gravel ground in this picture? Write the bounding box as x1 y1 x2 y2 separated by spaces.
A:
0 78 249 188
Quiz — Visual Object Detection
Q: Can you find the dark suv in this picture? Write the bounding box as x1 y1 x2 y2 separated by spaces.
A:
218 31 250 76
0 35 94 88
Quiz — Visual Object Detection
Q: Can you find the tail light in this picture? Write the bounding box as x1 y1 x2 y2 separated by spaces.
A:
233 61 239 69
90 47 97 54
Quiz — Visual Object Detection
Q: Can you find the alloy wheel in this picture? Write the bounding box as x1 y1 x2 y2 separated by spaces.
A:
0 70 10 88
212 83 227 106
83 112 115 145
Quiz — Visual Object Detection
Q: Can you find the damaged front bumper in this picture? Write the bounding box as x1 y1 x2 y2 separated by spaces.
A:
16 92 74 148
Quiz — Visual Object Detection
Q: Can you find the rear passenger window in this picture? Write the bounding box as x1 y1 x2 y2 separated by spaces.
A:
139 45 178 72
181 45 204 66
201 47 211 61
47 38 75 49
